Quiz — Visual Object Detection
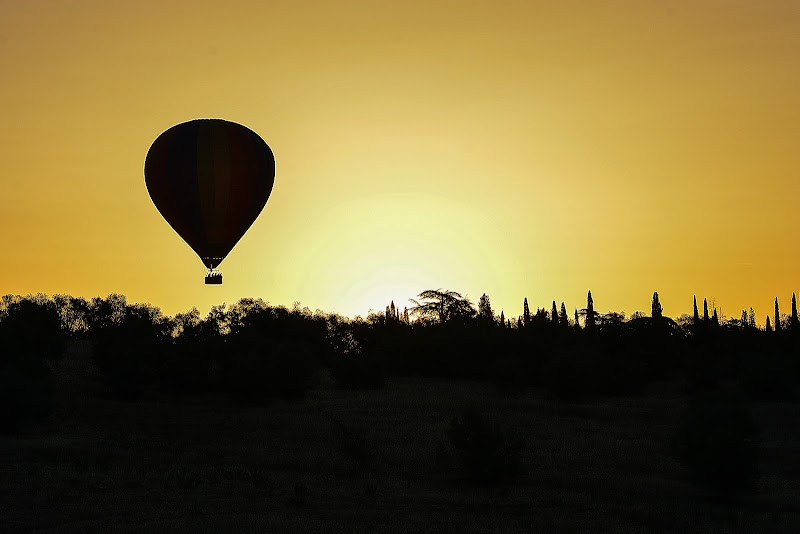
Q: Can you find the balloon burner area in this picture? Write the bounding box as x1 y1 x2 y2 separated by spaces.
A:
205 269 223 285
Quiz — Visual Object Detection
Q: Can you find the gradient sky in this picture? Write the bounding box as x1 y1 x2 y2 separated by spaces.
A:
2 0 798 322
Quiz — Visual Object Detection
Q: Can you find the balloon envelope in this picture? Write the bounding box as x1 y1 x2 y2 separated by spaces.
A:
144 119 275 270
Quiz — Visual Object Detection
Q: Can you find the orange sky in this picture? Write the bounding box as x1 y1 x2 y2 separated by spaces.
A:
1 0 798 322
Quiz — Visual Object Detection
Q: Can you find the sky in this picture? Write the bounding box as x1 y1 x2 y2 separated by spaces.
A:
1 0 798 322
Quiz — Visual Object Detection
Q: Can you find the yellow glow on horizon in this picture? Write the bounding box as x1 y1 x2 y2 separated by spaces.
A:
1 0 798 323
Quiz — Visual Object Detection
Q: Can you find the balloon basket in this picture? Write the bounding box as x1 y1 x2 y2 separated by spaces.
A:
205 270 222 285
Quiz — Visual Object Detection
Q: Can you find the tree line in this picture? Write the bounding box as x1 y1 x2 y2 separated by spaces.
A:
2 289 798 499
1 289 798 408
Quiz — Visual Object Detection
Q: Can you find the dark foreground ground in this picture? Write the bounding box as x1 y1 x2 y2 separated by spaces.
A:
2 345 800 533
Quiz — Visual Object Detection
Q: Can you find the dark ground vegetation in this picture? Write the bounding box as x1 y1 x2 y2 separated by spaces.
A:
1 292 799 532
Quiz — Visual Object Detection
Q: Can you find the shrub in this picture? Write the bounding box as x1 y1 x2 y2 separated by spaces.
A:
448 407 525 484
672 387 759 501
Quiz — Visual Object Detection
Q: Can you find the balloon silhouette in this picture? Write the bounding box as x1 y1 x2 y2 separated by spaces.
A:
145 119 275 284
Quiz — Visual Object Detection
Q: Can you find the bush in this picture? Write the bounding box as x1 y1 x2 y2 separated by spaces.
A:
448 407 525 484
673 387 759 501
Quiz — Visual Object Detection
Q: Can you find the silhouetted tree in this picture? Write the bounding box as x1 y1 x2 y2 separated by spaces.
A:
585 291 595 330
748 307 756 328
652 292 662 320
409 289 475 324
765 316 772 332
559 302 568 326
774 298 781 332
703 298 709 322
522 298 530 328
403 306 409 323
551 301 558 325
0 297 66 433
574 307 579 328
693 296 699 323
386 300 397 322
741 310 748 327
712 308 719 326
478 293 494 324
530 307 549 327
87 293 129 333
499 309 505 327
793 293 799 329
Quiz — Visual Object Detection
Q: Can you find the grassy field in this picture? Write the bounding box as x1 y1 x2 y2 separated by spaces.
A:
2 346 800 533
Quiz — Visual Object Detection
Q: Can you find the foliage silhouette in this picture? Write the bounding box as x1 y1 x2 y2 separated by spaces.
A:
409 289 475 324
1 289 798 418
652 292 662 320
478 293 494 324
0 296 65 432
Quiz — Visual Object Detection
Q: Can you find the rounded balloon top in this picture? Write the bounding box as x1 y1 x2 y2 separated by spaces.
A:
144 119 275 278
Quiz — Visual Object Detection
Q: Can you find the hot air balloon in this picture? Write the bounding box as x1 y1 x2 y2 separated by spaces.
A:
144 119 275 284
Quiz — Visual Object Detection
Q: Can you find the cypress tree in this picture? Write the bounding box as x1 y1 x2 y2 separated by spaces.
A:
766 316 772 332
478 293 493 323
560 302 568 326
774 298 781 332
499 309 505 327
551 301 558 325
703 298 709 322
792 293 799 328
693 296 699 323
586 291 595 329
574 307 580 328
523 298 530 328
748 307 756 328
712 308 719 325
652 292 662 320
